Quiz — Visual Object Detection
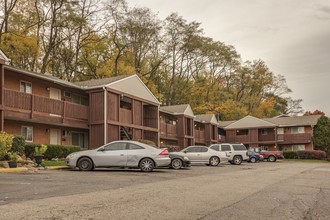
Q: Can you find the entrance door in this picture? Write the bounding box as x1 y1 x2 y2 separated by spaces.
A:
50 129 61 145
49 88 61 100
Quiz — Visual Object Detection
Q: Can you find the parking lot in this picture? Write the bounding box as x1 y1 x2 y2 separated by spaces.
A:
1 161 330 219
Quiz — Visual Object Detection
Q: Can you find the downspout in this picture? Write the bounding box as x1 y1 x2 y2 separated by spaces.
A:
103 86 107 145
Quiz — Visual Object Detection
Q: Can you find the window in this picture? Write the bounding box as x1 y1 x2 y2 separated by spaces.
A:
64 91 71 98
210 145 219 151
185 147 199 153
200 147 208 152
104 142 127 151
165 117 177 125
72 132 88 149
220 145 231 151
72 94 89 106
233 144 247 151
277 128 284 134
291 127 305 134
128 144 144 150
261 129 268 135
236 129 248 135
120 96 132 110
21 126 33 142
20 81 32 94
293 145 305 151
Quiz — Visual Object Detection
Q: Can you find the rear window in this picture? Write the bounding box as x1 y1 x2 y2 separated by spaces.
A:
233 144 247 151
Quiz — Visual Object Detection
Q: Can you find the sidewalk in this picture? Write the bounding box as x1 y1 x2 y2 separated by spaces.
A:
0 166 68 173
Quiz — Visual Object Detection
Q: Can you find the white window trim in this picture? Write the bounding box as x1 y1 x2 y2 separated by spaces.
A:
21 126 33 142
20 80 32 94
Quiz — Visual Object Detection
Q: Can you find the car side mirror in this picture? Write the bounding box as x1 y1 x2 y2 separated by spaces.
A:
183 150 188 153
97 148 105 152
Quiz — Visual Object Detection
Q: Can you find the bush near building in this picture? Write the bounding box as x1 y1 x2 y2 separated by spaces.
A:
284 150 327 160
25 144 80 159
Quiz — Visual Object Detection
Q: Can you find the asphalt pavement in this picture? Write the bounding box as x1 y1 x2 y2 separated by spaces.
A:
0 161 329 220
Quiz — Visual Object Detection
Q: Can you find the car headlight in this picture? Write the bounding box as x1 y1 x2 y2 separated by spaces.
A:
183 156 189 161
66 153 77 159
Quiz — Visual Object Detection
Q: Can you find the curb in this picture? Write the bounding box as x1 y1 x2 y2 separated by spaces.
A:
45 166 69 170
0 167 28 173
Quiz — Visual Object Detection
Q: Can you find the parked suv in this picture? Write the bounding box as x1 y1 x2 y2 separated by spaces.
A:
209 143 249 165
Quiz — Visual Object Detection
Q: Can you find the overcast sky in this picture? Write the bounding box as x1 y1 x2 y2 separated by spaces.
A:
127 0 330 116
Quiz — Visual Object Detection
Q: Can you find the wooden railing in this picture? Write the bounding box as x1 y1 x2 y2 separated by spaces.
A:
4 89 89 122
277 133 312 144
160 123 177 138
119 108 132 124
194 130 205 141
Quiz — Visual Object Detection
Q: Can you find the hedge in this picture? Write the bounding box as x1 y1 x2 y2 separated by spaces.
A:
284 150 326 160
297 150 327 160
25 144 80 159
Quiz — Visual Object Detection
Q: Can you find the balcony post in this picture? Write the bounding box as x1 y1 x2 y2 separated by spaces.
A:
30 95 34 119
0 60 4 130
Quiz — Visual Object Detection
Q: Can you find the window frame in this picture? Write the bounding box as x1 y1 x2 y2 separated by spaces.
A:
20 81 32 94
21 126 33 142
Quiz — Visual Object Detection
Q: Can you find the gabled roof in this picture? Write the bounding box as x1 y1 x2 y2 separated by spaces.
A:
225 115 276 129
0 49 11 64
195 114 218 124
5 65 81 89
74 75 129 88
264 115 321 127
160 104 194 117
218 120 235 128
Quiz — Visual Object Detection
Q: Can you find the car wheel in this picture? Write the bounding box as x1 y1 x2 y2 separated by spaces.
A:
171 158 183 170
77 157 93 171
268 155 276 162
139 158 154 172
233 156 242 165
250 157 256 163
209 156 220 166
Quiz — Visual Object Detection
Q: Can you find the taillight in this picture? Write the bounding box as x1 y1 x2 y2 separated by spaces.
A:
159 149 169 156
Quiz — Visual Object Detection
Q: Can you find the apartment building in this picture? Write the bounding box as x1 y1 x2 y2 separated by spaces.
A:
219 115 321 151
0 53 159 149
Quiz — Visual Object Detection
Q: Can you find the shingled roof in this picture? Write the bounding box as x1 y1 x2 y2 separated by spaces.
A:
74 75 129 88
195 114 218 124
264 115 321 127
160 104 194 117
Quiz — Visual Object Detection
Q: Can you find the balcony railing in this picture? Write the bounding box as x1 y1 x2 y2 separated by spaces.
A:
4 89 88 124
194 130 205 141
277 133 312 144
160 123 177 138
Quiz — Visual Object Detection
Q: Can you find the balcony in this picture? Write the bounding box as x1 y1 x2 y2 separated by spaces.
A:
194 130 205 142
258 134 276 142
119 108 132 124
277 133 312 144
160 123 177 138
4 89 89 128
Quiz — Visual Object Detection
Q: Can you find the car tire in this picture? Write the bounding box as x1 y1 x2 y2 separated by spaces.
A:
268 155 277 162
139 158 154 172
250 157 256 163
171 158 183 170
209 156 220 166
77 157 93 171
233 155 242 165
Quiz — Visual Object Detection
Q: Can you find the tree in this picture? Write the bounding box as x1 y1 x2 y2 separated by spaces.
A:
313 116 330 155
303 110 325 116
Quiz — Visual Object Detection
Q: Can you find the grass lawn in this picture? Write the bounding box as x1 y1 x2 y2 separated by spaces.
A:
285 159 330 163
41 160 67 167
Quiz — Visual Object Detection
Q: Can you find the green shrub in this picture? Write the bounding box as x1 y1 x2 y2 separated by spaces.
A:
24 144 40 158
283 151 298 159
11 135 26 155
44 145 80 160
35 144 47 156
0 131 14 161
297 150 327 160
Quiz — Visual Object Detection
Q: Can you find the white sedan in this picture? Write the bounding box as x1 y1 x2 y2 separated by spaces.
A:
66 141 171 172
171 146 228 166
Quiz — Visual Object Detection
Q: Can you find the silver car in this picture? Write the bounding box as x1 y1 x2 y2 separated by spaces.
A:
171 146 228 166
65 141 171 172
